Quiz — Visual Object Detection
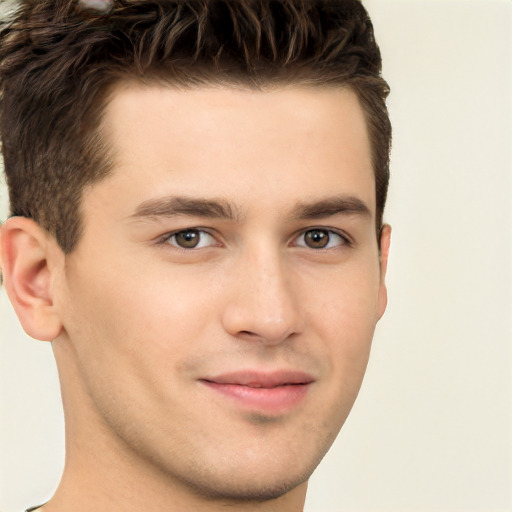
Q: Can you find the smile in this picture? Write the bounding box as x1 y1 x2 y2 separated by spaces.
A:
200 370 315 414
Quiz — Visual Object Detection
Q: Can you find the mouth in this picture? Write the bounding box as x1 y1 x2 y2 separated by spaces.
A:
199 370 315 414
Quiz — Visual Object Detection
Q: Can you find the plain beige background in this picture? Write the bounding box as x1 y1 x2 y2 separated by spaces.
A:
1 1 511 511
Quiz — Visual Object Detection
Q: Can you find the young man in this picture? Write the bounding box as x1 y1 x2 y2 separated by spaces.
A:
0 1 391 510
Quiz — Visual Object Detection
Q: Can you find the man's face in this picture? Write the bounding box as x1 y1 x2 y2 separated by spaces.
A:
53 84 389 501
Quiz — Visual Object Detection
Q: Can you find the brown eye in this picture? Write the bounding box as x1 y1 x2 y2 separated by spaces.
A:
304 229 330 249
174 230 200 248
295 229 347 250
167 229 217 249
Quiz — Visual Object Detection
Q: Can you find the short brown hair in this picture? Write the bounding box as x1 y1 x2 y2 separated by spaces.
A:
0 0 391 253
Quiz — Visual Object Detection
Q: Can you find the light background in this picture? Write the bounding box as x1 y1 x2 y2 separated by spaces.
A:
1 1 511 511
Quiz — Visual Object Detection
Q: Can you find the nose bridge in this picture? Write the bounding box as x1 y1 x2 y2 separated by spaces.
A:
222 242 303 344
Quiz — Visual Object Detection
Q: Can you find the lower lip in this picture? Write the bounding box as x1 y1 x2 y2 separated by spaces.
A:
201 381 311 414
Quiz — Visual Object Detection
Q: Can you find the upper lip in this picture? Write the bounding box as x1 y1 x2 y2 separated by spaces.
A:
201 370 315 388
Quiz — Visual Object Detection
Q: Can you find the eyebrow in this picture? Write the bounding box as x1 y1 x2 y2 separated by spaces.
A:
130 196 239 221
289 196 372 221
129 194 371 223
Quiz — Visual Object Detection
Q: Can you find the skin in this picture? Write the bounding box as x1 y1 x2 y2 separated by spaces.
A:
0 84 391 512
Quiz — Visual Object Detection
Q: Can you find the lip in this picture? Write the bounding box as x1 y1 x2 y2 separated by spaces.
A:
200 370 315 414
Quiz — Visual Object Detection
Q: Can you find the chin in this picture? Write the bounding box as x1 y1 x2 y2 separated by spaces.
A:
181 469 311 503
169 442 329 504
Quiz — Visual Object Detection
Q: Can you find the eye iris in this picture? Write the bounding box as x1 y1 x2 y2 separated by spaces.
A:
305 229 329 248
175 230 200 248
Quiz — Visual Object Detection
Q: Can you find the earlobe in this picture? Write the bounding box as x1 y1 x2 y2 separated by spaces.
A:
0 217 64 341
376 224 391 320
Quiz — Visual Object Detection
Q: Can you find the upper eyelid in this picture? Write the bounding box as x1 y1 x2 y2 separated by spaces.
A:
291 227 352 245
159 227 217 240
153 228 220 249
155 226 353 246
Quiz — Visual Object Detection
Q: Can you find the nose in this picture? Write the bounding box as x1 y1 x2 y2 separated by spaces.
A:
221 246 304 345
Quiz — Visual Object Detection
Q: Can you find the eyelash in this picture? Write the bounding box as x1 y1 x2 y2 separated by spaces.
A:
157 226 353 252
157 228 219 250
293 228 352 250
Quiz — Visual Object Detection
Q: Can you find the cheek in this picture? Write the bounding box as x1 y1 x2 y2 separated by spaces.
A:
303 261 380 399
307 260 381 345
66 258 214 342
321 299 375 396
59 261 224 414
57 267 210 427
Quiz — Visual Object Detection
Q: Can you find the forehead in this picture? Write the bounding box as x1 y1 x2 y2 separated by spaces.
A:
94 82 375 219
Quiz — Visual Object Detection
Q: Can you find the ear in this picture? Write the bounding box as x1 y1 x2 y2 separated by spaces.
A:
0 217 64 341
376 224 391 320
